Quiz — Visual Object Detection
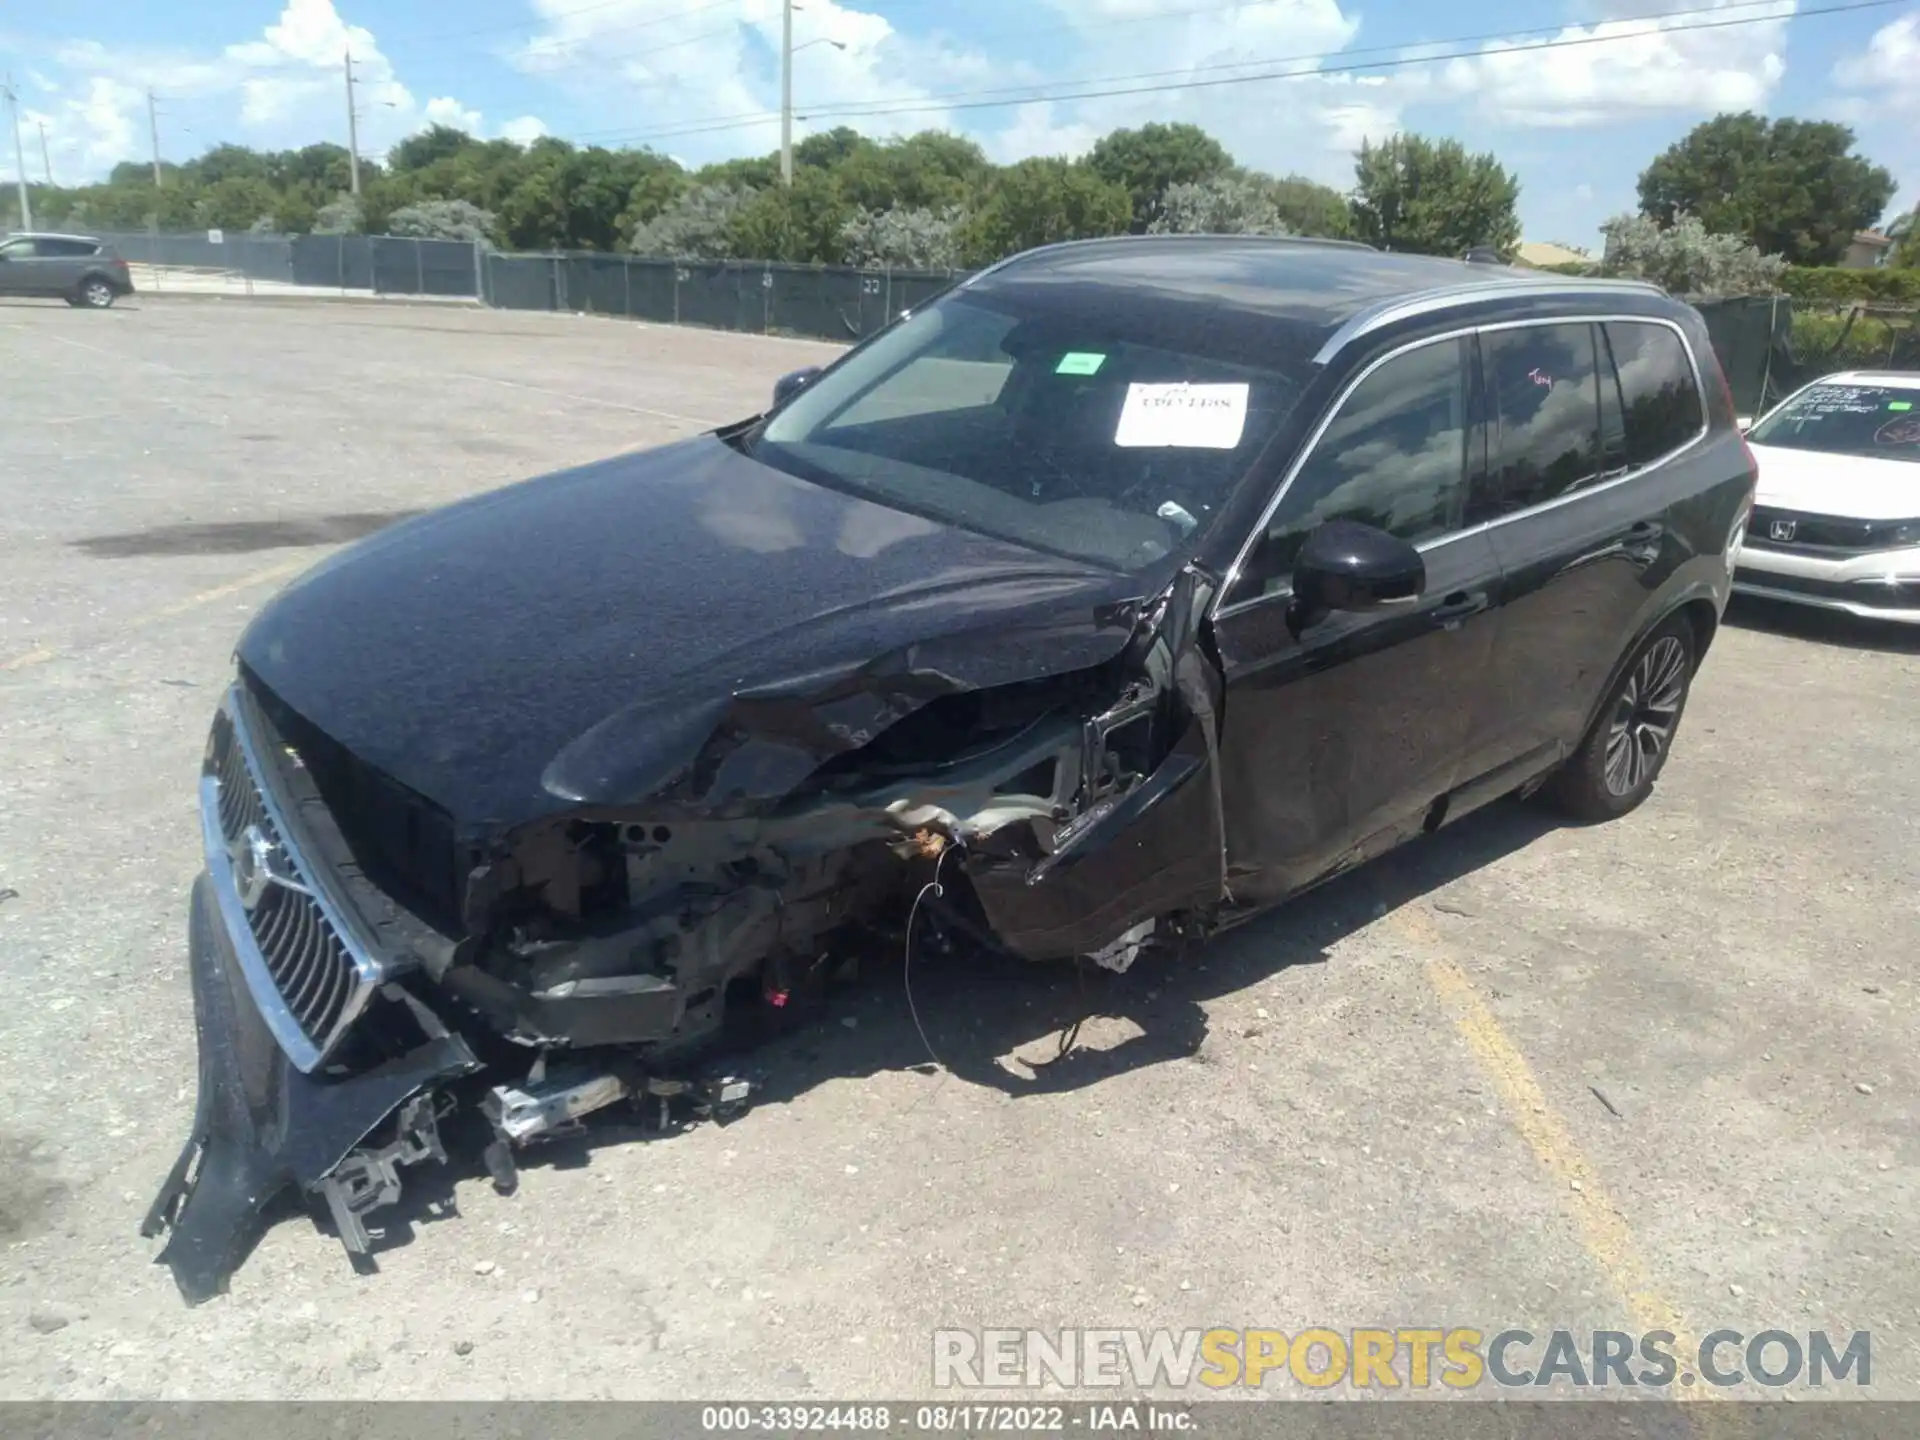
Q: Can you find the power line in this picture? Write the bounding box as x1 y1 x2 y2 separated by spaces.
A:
807 0 1829 122
570 0 1897 148
514 20 749 77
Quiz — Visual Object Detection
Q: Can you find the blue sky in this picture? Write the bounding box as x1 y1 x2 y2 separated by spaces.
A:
5 0 1916 247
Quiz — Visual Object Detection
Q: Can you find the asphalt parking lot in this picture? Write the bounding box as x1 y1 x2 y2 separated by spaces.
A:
0 296 1914 1403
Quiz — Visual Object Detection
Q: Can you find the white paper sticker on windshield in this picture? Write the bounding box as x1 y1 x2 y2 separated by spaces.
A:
1114 382 1249 449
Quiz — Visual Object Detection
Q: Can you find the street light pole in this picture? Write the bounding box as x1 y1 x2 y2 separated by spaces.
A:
3 76 31 231
344 49 362 197
779 0 793 187
148 89 163 186
37 121 51 185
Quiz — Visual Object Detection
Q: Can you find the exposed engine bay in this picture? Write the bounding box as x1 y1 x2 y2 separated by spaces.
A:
144 563 1228 1302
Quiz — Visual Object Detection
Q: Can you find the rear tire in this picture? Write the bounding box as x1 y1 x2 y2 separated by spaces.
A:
76 278 117 309
1541 615 1696 822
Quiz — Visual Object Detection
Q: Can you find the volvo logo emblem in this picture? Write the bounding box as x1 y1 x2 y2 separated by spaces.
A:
1769 519 1797 542
229 824 280 912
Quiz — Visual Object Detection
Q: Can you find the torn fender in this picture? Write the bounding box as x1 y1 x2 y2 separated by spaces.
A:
142 874 479 1304
539 578 1145 816
965 564 1228 959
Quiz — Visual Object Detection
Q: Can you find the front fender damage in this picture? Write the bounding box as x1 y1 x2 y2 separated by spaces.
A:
146 565 1226 1300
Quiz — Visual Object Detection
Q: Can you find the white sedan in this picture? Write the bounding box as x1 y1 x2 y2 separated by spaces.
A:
1735 369 1920 622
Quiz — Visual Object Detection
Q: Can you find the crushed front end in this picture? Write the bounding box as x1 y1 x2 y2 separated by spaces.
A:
146 567 1226 1301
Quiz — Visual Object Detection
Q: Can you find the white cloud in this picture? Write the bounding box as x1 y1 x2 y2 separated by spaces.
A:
1833 13 1919 110
1431 0 1794 128
424 97 484 132
975 102 1100 164
17 0 529 181
499 0 1380 185
499 115 550 145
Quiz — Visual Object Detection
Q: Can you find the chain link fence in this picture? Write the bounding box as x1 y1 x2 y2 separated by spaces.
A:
82 232 1918 377
92 229 959 339
479 253 964 341
1694 295 1920 415
98 230 481 299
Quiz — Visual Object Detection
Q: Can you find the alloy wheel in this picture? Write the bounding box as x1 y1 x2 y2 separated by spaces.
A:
82 281 113 308
1603 635 1688 797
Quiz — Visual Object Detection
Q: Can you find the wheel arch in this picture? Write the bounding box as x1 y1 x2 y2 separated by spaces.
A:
1575 583 1722 749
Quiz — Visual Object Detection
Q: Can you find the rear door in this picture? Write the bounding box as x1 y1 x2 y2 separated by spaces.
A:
1468 318 1707 776
37 237 98 293
1210 333 1506 904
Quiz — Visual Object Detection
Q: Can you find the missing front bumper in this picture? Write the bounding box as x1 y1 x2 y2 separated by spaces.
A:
141 872 479 1304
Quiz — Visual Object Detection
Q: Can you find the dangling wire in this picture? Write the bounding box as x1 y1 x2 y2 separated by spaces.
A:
903 845 952 1073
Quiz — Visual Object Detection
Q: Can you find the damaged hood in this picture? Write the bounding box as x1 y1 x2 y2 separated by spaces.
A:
238 434 1150 829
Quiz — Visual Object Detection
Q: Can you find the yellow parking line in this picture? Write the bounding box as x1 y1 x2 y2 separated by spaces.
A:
149 555 312 622
1396 905 1724 1418
0 554 312 673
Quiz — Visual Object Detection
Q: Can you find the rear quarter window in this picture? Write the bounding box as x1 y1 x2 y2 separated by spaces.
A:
1603 322 1705 466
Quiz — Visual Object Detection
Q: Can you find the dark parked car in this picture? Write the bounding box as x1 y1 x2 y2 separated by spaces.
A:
146 237 1756 1300
0 231 134 307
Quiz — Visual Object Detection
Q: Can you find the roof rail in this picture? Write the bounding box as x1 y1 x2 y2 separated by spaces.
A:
1311 276 1668 364
959 231 1378 289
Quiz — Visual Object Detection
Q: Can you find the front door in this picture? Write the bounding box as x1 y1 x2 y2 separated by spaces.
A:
1210 334 1506 906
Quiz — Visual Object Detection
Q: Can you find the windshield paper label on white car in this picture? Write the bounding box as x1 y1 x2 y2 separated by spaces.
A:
1114 382 1250 450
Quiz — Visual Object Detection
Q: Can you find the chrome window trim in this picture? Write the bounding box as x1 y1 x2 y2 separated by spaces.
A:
200 684 389 1073
1215 312 1711 621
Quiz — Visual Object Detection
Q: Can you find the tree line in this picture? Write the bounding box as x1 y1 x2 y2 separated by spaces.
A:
6 112 1911 276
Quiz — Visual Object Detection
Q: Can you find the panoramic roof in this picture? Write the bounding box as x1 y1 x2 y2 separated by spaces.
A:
979 235 1532 330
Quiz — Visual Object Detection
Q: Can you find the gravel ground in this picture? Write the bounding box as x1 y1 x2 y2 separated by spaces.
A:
0 296 1914 1403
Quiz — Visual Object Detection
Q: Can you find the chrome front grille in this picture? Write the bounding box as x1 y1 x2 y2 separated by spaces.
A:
212 714 268 838
201 690 385 1072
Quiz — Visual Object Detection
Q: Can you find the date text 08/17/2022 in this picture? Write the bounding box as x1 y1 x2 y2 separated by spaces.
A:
700 1405 1195 1434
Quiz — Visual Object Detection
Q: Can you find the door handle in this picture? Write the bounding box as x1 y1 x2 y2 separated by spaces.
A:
1431 590 1489 628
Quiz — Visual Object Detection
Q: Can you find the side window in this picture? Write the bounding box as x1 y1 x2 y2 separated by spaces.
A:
1603 322 1705 466
1473 323 1603 522
41 238 97 257
0 238 35 259
1249 337 1470 594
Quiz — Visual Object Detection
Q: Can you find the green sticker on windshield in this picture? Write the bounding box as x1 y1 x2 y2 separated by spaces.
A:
1056 351 1106 376
1891 401 1914 411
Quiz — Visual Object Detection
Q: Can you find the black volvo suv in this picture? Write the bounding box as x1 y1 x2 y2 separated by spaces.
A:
147 237 1756 1299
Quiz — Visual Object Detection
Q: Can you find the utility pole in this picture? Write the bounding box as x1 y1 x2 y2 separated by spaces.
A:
779 0 793 187
344 49 362 196
37 121 51 185
148 89 163 186
3 76 30 231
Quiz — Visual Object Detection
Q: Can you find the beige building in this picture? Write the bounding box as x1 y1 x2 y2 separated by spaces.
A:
1515 240 1593 268
1841 230 1895 268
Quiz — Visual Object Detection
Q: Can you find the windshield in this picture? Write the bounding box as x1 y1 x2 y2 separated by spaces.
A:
1749 382 1920 464
742 291 1309 570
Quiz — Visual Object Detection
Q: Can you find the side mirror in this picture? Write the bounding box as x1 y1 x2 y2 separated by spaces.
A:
772 366 822 407
1737 416 1753 435
1291 520 1425 621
